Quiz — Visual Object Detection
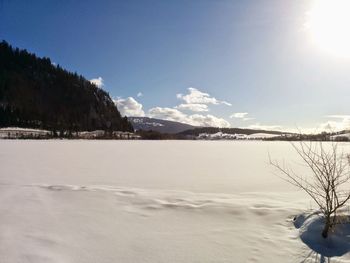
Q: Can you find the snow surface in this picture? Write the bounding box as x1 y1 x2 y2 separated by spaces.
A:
1 140 350 263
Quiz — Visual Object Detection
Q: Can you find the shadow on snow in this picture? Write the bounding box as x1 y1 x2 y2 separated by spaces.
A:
294 212 350 262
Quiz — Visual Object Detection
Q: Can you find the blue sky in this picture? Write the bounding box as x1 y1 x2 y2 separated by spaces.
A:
1 0 350 132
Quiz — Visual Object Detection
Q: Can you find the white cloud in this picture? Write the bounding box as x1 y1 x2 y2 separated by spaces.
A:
230 112 248 119
114 97 145 117
244 123 282 131
90 77 104 88
230 112 254 121
318 115 350 132
177 87 232 106
148 107 187 122
291 115 350 134
175 103 209 112
242 115 350 134
188 114 230 128
148 107 230 128
117 87 233 128
325 115 350 119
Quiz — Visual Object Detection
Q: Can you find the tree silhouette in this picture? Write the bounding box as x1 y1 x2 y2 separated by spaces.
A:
0 40 133 133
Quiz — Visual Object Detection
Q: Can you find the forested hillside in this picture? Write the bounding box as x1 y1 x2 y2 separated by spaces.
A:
128 117 195 134
179 127 284 136
0 41 133 133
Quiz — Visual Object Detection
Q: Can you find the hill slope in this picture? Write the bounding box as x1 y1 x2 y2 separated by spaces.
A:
0 41 133 132
179 127 285 136
129 117 287 138
129 117 195 134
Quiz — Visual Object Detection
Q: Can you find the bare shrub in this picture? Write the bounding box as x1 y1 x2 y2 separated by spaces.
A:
270 141 350 238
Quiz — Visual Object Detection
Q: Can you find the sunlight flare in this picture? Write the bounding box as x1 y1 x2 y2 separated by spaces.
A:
305 0 350 58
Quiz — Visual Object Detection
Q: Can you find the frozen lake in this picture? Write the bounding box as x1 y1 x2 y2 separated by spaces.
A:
1 140 350 262
0 140 303 193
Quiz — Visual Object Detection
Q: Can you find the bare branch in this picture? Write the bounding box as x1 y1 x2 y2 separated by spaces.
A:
270 141 350 238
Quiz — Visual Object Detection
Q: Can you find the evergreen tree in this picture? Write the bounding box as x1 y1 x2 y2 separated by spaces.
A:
0 40 133 132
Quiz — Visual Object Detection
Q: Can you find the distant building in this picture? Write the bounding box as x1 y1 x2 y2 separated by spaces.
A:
77 130 141 139
0 127 141 140
112 131 141 139
0 127 51 139
77 130 106 139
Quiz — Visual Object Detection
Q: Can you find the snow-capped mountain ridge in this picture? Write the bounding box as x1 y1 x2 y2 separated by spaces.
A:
128 117 195 134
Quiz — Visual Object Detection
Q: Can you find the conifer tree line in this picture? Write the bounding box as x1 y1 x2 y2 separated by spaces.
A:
0 41 133 133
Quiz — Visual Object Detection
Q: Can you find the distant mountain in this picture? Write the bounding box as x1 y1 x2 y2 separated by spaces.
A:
129 117 287 137
129 117 195 134
179 127 285 136
0 41 133 132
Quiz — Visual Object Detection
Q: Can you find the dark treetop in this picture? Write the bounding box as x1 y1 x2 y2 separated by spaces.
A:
0 41 133 133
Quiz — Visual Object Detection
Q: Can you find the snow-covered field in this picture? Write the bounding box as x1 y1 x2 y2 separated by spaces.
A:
1 140 350 263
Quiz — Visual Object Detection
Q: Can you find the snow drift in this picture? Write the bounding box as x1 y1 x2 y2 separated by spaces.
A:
0 140 350 262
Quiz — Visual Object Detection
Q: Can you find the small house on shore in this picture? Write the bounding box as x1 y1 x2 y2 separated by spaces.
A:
0 127 51 139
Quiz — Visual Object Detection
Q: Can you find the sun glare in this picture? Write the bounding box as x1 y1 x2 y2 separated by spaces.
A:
306 0 350 58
